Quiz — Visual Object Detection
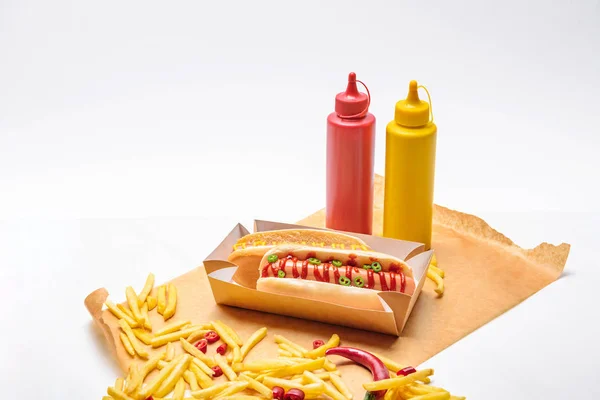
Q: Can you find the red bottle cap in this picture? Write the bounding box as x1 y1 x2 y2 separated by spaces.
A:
335 72 369 118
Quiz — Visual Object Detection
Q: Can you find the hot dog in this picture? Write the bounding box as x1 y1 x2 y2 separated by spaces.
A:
229 229 371 289
255 245 416 311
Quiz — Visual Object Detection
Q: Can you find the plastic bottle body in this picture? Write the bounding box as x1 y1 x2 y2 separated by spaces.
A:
383 120 437 249
326 112 376 235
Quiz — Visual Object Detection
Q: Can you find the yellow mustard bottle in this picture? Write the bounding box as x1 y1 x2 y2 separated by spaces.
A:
383 80 437 249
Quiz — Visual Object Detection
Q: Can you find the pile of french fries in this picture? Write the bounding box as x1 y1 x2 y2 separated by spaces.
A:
427 254 445 296
101 273 464 400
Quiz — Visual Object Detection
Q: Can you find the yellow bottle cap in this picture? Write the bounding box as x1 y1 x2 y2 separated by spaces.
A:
394 80 430 127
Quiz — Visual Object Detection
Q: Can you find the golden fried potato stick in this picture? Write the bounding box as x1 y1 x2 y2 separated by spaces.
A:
427 269 444 296
118 319 149 358
430 254 438 267
180 338 217 368
115 377 124 391
173 377 186 400
155 320 192 337
117 303 136 321
368 352 405 373
215 353 237 380
147 295 158 311
303 370 345 400
183 369 200 391
155 354 192 398
119 332 136 357
278 343 304 357
188 328 211 344
102 396 113 400
166 342 175 361
232 359 294 372
192 357 217 377
105 301 139 328
211 320 239 350
163 283 178 320
292 371 336 382
138 272 155 306
240 327 267 361
125 286 144 323
213 382 249 399
232 345 242 364
107 386 135 400
273 334 308 355
265 358 326 378
405 383 447 395
123 364 136 393
263 378 324 395
304 334 340 359
363 369 434 391
191 382 235 399
237 373 273 398
429 265 445 278
157 285 167 315
329 373 352 399
140 302 152 331
410 392 450 400
278 349 293 357
384 387 396 400
152 327 206 348
125 353 165 395
215 320 244 346
132 328 153 345
323 358 337 371
189 362 214 389
219 396 263 400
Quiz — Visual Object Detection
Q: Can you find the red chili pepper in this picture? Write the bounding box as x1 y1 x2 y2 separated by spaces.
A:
397 366 416 376
217 343 228 355
312 340 325 349
284 388 305 400
205 331 220 344
272 386 285 400
195 339 208 354
212 365 223 377
325 347 388 400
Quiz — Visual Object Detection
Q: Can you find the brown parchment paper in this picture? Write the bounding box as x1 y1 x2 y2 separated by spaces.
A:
85 174 569 397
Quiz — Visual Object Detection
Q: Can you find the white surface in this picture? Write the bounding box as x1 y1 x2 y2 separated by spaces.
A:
1 0 599 398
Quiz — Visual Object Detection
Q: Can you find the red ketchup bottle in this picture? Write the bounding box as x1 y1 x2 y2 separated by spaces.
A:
326 72 376 235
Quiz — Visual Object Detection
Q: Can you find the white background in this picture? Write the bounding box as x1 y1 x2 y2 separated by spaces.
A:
1 0 599 398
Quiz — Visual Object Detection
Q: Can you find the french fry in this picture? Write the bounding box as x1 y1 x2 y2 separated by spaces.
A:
330 373 353 399
190 362 214 389
262 377 305 390
427 270 444 296
323 358 337 371
188 328 211 344
115 377 124 391
211 320 239 350
232 360 294 372
117 303 136 321
141 302 152 330
238 372 273 398
102 396 112 400
107 386 136 400
410 393 450 400
132 328 153 345
265 358 326 378
152 327 205 348
125 286 144 323
105 301 139 328
363 369 434 391
163 283 178 320
191 382 235 399
166 342 175 361
215 320 244 346
173 377 186 400
232 345 242 364
369 352 405 373
405 384 447 395
123 364 136 393
213 382 249 399
215 353 237 380
147 295 158 311
219 396 263 400
384 388 396 400
181 338 217 367
278 343 304 357
273 334 308 355
292 372 334 382
155 354 192 398
303 370 345 400
429 265 445 278
157 285 167 315
119 332 136 357
278 349 293 357
431 254 437 266
304 334 340 359
155 320 192 337
138 272 155 305
118 319 149 358
184 369 200 391
193 357 217 377
240 327 267 361
125 353 164 395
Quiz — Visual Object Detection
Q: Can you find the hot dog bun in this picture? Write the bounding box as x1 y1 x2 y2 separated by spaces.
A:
255 245 415 311
229 229 370 288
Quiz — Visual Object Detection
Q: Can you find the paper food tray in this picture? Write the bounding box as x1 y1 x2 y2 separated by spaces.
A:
204 220 432 336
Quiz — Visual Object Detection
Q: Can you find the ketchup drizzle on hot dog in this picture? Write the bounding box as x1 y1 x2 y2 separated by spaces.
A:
399 270 406 293
301 260 309 279
261 265 269 278
333 267 341 284
366 269 375 289
390 272 397 291
313 264 323 282
377 270 387 291
345 266 354 281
